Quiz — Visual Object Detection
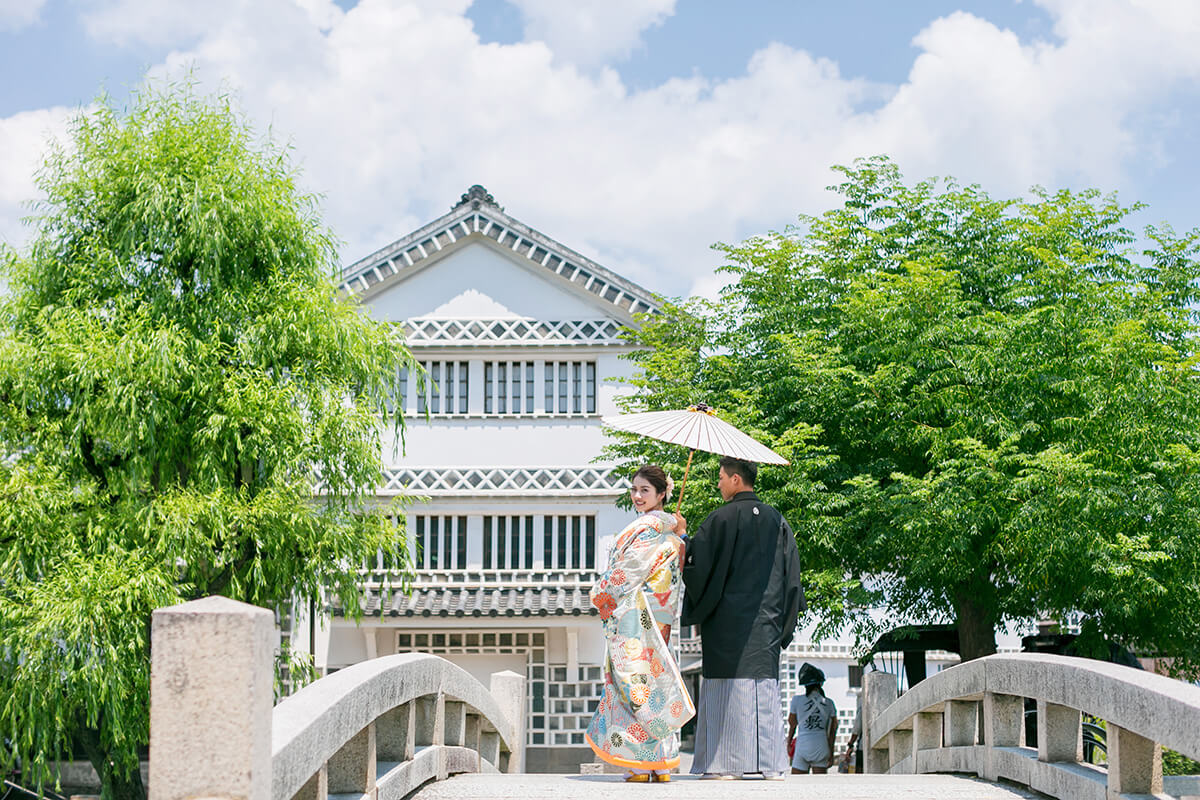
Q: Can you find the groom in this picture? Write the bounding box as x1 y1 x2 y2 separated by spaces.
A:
680 456 804 779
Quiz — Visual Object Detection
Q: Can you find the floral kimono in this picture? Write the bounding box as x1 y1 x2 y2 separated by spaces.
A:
585 510 695 771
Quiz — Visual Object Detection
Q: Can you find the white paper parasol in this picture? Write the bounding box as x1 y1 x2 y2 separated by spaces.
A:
601 403 788 509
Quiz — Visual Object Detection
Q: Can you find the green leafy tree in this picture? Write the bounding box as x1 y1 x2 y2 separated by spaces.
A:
0 86 414 800
611 156 1200 671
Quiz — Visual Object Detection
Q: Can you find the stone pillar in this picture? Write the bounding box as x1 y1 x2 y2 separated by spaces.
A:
376 702 414 763
982 692 1024 782
862 671 899 774
464 713 483 752
414 695 442 747
913 712 943 773
445 701 467 746
413 692 447 780
945 700 978 747
293 765 327 800
480 730 501 768
1036 700 1081 763
327 724 376 795
984 693 1023 747
889 730 914 772
491 669 527 773
1107 724 1162 796
148 596 273 800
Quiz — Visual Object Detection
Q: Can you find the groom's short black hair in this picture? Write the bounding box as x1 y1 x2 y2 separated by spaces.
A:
718 456 757 487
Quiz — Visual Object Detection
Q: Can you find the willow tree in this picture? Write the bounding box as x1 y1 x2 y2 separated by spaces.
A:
612 157 1200 672
0 87 414 800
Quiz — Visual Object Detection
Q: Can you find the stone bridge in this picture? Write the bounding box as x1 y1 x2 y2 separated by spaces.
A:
146 598 1200 800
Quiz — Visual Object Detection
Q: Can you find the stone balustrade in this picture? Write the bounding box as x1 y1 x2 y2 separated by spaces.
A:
147 596 525 800
861 652 1200 799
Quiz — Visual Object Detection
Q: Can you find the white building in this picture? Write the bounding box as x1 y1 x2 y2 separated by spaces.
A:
299 185 979 771
304 185 660 771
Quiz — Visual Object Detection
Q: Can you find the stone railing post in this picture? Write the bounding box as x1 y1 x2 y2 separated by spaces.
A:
913 711 943 771
490 669 527 773
149 596 273 800
982 692 1024 782
1107 724 1163 796
862 670 899 774
1036 700 1081 763
944 700 978 747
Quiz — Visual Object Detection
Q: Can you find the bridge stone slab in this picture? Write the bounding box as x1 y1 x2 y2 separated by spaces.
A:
411 773 1041 799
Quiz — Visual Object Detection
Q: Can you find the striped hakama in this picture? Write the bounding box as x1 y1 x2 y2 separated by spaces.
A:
689 677 789 776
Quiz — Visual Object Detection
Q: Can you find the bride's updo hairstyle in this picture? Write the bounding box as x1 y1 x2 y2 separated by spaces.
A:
633 464 672 502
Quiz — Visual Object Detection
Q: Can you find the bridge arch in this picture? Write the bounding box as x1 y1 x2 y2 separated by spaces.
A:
147 597 524 800
862 652 1200 799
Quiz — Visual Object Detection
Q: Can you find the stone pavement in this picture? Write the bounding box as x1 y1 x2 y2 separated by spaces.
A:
414 773 1041 799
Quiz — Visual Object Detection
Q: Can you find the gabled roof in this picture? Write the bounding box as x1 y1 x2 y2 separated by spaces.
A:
339 185 661 321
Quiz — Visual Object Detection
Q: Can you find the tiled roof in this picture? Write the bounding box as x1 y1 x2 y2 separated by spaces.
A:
339 186 661 321
334 585 597 618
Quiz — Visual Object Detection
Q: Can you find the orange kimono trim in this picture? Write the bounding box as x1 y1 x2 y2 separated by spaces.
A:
585 731 682 770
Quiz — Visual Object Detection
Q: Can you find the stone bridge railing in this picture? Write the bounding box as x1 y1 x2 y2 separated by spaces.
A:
146 597 524 800
861 652 1200 799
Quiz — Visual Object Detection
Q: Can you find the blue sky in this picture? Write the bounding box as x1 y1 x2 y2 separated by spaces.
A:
2 0 1198 297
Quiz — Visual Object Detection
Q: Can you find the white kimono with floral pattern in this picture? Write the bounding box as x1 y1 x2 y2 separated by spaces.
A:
584 510 695 770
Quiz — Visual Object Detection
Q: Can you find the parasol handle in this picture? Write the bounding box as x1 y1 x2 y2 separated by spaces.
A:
676 448 695 514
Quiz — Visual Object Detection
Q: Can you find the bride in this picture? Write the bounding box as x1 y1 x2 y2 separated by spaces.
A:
584 465 695 782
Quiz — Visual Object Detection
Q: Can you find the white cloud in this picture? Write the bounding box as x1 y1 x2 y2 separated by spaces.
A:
81 0 348 45
0 0 47 31
858 4 1200 192
507 0 676 67
3 0 1199 299
0 106 74 249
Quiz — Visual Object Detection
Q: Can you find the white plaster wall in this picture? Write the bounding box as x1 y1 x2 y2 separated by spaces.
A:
387 417 607 469
326 624 368 668
440 652 529 687
575 621 606 666
366 241 615 322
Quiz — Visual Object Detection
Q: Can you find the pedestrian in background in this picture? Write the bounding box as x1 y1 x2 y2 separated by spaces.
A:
787 663 837 774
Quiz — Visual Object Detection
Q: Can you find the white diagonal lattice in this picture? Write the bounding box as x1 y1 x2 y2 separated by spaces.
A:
315 466 627 496
398 318 624 346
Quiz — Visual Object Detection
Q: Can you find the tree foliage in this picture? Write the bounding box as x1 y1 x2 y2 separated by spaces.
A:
0 86 414 799
610 156 1200 672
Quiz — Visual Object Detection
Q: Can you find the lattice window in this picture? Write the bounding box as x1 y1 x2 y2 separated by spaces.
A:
484 361 535 414
543 514 596 570
544 665 605 746
848 664 863 688
482 514 537 569
386 366 408 413
544 361 595 414
362 514 410 572
413 514 467 570
416 360 469 414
